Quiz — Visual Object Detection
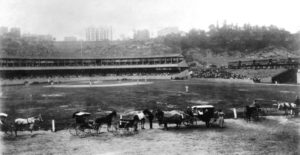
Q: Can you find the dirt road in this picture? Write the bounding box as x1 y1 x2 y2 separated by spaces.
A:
1 116 299 155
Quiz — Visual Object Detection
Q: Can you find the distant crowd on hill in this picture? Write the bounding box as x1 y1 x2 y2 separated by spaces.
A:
191 69 247 79
228 68 287 79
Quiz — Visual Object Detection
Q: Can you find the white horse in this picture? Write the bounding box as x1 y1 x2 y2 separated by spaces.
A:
14 114 43 136
127 111 146 129
278 102 297 117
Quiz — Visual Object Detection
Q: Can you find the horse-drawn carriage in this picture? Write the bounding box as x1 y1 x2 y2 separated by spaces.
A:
68 111 98 137
244 99 298 122
0 113 13 136
188 105 224 128
117 114 139 135
68 110 151 137
116 109 153 135
155 105 224 129
68 111 118 137
244 99 282 121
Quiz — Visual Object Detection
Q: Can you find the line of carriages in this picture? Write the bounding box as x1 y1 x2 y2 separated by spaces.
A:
68 106 226 138
0 105 225 138
1 98 298 138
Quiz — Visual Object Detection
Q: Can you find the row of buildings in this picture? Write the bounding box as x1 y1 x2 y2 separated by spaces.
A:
84 26 182 41
0 26 21 38
85 26 113 41
0 26 55 41
1 26 183 42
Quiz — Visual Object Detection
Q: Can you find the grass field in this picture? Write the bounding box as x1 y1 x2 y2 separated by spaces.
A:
1 79 299 130
1 79 299 154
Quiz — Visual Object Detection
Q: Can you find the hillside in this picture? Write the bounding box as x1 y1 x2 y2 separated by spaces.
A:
0 23 299 62
53 40 178 58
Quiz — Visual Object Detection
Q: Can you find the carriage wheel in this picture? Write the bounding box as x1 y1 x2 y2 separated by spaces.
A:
111 127 122 136
183 119 191 126
2 124 13 137
90 127 98 136
68 123 77 136
77 127 89 138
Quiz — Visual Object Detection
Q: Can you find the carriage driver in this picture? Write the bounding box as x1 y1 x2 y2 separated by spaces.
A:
186 106 193 117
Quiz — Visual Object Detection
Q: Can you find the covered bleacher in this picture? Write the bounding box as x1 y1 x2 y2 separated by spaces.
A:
0 54 188 79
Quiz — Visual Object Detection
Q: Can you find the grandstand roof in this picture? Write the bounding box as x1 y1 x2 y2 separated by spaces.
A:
0 64 187 71
0 54 183 60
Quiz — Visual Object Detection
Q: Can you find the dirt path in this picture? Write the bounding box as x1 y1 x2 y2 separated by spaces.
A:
1 116 299 155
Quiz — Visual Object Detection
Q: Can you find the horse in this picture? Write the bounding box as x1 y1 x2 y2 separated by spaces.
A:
278 102 297 117
196 108 215 128
244 105 260 122
14 114 43 136
94 111 117 133
154 109 183 130
126 109 153 130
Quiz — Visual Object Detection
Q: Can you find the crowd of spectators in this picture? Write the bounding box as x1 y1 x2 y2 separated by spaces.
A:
228 68 286 79
191 69 247 79
0 72 175 85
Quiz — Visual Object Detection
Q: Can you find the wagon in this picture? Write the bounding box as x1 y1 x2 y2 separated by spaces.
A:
68 112 99 137
0 113 13 136
183 105 216 127
115 114 139 136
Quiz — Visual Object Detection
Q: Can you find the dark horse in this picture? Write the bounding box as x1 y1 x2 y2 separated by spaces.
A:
143 109 154 129
14 114 43 136
196 109 214 128
94 111 117 133
155 109 183 130
245 105 260 122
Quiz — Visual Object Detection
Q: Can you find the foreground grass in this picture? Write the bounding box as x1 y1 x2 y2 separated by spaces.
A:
2 116 299 155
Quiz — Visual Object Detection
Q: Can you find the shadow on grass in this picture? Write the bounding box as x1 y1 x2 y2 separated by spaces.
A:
156 124 227 132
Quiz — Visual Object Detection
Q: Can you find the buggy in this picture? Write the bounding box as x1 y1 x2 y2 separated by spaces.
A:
68 112 99 137
114 114 139 136
183 105 217 127
0 113 13 136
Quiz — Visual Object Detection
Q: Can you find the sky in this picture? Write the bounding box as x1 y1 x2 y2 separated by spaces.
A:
0 0 299 40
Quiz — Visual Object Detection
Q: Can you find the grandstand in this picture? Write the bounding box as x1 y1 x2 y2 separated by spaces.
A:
228 58 300 69
0 54 188 80
227 58 300 83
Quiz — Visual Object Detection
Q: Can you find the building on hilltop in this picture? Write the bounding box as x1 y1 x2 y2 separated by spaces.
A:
22 33 55 41
9 27 21 38
0 26 8 36
86 26 113 41
133 29 150 41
